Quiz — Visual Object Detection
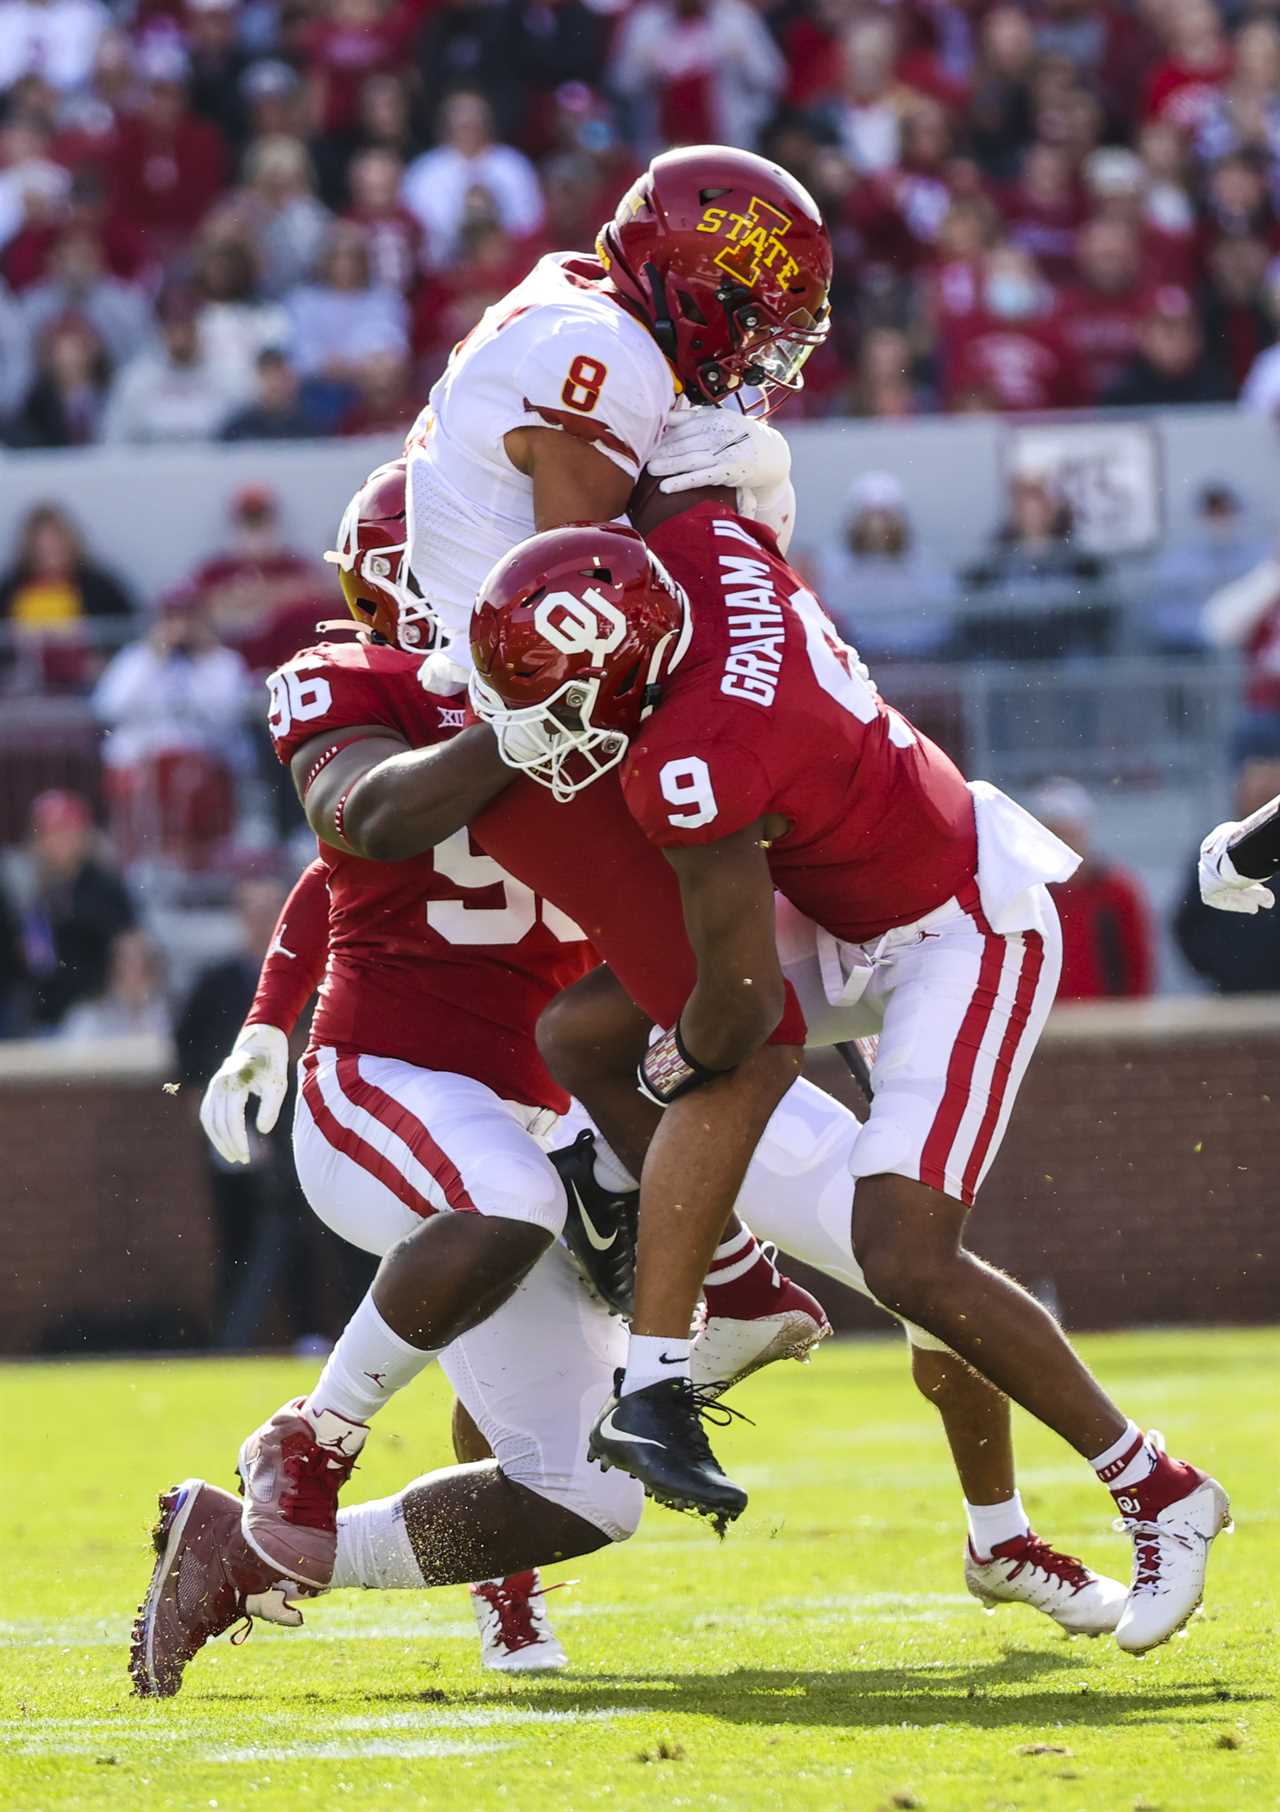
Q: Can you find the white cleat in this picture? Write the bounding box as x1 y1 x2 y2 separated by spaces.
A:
1113 1435 1232 1655
965 1532 1128 1636
691 1271 830 1398
470 1570 568 1673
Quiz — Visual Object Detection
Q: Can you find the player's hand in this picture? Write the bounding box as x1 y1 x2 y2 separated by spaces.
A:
1198 821 1276 914
648 409 791 500
199 1024 291 1165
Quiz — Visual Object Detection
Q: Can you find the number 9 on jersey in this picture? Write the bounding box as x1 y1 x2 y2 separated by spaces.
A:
660 757 719 829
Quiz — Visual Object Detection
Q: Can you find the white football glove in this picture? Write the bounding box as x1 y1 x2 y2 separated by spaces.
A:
647 410 796 552
199 1024 291 1165
1198 821 1276 915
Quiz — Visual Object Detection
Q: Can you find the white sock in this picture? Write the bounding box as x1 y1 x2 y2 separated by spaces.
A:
331 1492 425 1590
965 1492 1031 1560
1090 1419 1158 1490
621 1331 690 1395
307 1291 439 1426
590 1135 637 1194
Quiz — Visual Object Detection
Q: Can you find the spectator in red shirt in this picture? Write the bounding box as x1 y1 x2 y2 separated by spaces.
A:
941 242 1090 412
1143 0 1232 133
1001 140 1086 285
108 42 227 258
1058 215 1155 398
1082 144 1196 289
343 147 422 293
928 193 1002 329
304 0 415 137
184 485 329 677
610 0 785 164
1032 778 1156 1000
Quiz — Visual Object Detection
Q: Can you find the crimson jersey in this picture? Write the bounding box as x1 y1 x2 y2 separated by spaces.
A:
622 505 977 945
268 638 592 1111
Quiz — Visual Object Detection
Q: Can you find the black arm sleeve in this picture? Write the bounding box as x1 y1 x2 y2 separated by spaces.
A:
1228 795 1280 881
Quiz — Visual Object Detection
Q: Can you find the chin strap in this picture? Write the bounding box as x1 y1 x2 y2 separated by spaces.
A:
642 260 679 367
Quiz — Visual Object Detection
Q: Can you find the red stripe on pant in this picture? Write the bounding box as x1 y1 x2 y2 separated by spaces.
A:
959 929 1044 1203
301 1052 436 1221
333 1054 476 1214
918 885 1007 1206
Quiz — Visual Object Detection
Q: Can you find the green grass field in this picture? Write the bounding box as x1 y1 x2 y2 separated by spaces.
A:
2 1329 1276 1812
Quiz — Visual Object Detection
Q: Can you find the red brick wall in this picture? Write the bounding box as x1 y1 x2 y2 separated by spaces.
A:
1 1013 1277 1353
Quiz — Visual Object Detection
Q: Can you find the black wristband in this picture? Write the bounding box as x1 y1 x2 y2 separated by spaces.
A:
637 1021 732 1106
1229 796 1280 881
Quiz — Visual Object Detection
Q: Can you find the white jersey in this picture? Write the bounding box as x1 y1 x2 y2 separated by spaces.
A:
405 253 677 654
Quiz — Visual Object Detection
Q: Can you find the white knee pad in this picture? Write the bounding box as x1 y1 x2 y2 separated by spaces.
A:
497 1440 644 1544
461 1144 567 1239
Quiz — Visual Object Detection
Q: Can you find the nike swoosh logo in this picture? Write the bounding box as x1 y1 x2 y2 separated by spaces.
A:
599 1407 664 1448
568 1181 617 1252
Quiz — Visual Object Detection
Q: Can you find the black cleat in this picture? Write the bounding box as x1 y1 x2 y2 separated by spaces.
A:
550 1130 637 1317
588 1368 750 1537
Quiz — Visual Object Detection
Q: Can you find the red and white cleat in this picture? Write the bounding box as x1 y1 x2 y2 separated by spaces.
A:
130 1478 303 1699
691 1267 830 1398
238 1399 366 1590
470 1570 569 1673
965 1532 1128 1636
1113 1435 1232 1654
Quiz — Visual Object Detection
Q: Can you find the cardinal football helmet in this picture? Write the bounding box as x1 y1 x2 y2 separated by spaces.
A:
469 524 691 800
599 145 832 411
324 460 438 650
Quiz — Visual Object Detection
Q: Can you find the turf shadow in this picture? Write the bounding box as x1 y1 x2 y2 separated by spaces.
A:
399 1651 1267 1734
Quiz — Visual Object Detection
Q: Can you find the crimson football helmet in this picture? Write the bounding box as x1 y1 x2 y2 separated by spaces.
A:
469 524 691 801
324 459 438 650
599 145 832 411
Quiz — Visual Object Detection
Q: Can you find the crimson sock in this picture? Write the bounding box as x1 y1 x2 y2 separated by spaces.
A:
702 1226 782 1320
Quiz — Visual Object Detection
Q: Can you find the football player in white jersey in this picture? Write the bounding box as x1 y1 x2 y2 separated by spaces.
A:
400 141 818 663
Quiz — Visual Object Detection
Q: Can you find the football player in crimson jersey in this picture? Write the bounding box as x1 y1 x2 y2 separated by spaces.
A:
132 459 834 1696
467 497 1232 1656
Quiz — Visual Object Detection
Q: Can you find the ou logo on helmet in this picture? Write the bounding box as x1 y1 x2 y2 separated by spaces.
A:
534 587 627 660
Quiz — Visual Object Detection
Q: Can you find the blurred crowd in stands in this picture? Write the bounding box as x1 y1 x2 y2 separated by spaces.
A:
1 0 1279 1044
5 0 1280 444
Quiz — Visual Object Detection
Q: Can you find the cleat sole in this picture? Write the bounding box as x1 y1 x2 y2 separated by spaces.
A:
129 1480 204 1699
697 1315 831 1401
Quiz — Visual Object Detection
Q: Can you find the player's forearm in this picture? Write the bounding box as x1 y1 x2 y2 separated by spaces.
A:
342 727 514 862
680 966 786 1072
244 859 329 1036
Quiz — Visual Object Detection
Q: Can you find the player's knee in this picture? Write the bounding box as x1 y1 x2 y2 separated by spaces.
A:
536 979 640 1091
466 1152 567 1240
853 1215 950 1320
535 990 592 1083
500 1453 643 1545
